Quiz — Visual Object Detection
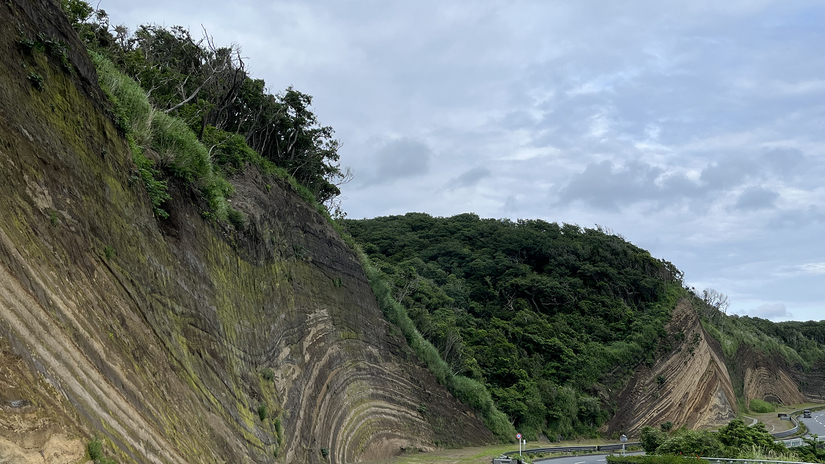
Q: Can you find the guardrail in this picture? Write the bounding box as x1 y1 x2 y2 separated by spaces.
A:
771 414 799 439
503 443 641 456
504 408 824 460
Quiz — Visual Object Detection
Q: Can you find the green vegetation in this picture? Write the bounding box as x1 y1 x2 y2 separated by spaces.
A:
58 0 825 447
360 249 516 441
17 31 72 72
261 367 274 382
347 214 685 440
693 292 825 370
65 4 349 209
91 50 236 220
608 455 719 464
87 437 103 460
27 71 44 90
103 245 115 260
748 398 775 413
258 404 268 421
87 437 117 464
638 419 821 462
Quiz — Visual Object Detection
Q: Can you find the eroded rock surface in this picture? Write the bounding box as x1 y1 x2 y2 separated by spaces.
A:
605 299 737 436
0 1 492 462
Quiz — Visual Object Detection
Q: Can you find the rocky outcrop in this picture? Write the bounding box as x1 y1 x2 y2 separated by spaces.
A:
731 345 807 406
0 0 493 462
795 361 825 403
604 298 737 436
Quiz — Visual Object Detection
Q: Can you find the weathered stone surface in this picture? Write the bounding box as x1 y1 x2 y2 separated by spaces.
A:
0 1 493 462
604 299 737 436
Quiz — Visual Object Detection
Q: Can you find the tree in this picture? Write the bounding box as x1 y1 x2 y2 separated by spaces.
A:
640 426 667 453
67 2 351 206
717 419 785 457
702 288 730 314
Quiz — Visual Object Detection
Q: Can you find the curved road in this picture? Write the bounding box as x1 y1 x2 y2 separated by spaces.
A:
799 409 825 437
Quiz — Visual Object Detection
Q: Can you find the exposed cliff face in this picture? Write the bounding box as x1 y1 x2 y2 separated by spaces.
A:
0 1 493 462
605 297 825 437
731 345 807 407
605 298 737 436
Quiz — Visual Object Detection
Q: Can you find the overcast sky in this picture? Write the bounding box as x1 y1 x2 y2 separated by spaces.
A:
100 0 824 322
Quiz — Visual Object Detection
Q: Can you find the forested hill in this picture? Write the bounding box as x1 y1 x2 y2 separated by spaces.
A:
345 213 685 439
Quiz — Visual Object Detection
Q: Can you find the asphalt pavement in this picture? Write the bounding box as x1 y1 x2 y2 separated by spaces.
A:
799 409 825 437
534 452 644 464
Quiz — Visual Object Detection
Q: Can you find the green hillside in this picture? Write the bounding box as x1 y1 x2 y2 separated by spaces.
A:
346 213 685 439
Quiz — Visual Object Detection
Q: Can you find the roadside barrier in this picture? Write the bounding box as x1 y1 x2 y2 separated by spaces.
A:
503 443 641 456
771 414 799 439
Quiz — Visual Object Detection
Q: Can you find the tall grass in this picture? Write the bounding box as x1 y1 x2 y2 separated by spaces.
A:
739 444 800 462
359 249 515 442
91 52 153 143
91 51 232 221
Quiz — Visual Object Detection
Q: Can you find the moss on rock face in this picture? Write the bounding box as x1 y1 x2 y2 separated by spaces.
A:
0 1 496 463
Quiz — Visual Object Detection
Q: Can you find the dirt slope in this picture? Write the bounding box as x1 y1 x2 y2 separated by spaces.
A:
0 0 493 462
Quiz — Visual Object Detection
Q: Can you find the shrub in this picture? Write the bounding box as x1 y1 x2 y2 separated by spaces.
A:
103 245 115 260
656 430 724 457
131 146 170 218
640 425 667 453
202 126 271 175
607 455 706 464
717 419 785 457
258 404 267 421
227 207 246 229
748 398 775 413
27 72 44 90
87 437 103 460
261 368 274 382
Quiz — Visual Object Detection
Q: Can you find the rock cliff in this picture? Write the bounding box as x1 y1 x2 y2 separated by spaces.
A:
605 298 825 437
0 0 492 462
604 298 737 436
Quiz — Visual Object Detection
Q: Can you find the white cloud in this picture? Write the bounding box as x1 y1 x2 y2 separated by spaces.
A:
748 303 791 320
102 0 825 322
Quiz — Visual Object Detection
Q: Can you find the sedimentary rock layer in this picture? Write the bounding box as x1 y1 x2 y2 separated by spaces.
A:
605 299 737 436
0 1 492 462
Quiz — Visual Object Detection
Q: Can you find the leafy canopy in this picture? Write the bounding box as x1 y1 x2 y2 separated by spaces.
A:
346 213 685 439
65 1 350 206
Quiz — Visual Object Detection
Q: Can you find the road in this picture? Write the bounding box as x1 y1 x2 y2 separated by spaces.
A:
799 409 825 437
535 452 644 464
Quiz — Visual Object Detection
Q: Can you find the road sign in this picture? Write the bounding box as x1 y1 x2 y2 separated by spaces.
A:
516 433 522 440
